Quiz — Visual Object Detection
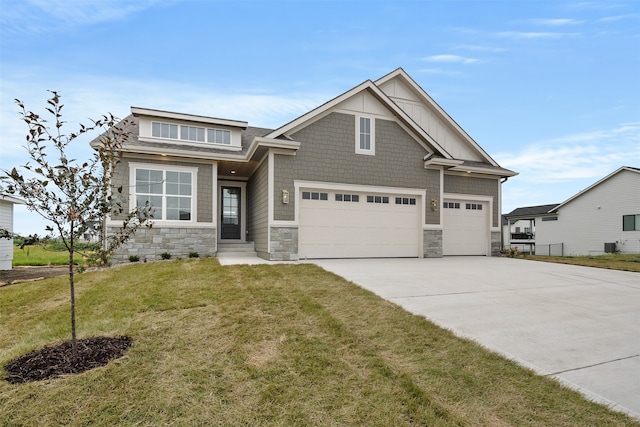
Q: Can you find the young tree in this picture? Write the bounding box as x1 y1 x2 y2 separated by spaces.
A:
0 91 152 354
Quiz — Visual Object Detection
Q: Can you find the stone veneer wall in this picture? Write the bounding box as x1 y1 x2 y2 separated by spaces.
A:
423 229 443 258
108 226 217 264
491 231 501 257
269 226 298 261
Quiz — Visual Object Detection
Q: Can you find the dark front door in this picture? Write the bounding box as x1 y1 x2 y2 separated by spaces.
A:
221 186 241 240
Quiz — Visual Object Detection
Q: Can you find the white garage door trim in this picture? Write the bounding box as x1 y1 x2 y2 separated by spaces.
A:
295 181 425 259
442 193 492 256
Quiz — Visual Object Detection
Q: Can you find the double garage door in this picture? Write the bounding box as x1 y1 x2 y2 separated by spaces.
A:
298 188 421 259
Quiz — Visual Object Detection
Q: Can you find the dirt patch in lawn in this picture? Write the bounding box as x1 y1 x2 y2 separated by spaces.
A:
0 266 68 286
4 336 132 384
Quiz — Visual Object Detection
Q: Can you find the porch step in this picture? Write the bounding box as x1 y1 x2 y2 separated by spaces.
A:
217 242 257 257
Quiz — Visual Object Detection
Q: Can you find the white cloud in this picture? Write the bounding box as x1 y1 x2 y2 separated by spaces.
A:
422 54 480 64
496 31 576 39
495 122 640 185
0 0 165 34
417 68 463 76
528 18 585 26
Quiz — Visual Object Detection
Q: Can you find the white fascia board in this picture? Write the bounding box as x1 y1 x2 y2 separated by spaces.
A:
0 194 24 204
131 107 248 129
376 68 500 167
120 137 299 162
449 165 518 177
424 157 464 167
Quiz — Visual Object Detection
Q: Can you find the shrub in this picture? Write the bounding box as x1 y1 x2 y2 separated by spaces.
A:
189 252 199 258
161 252 171 260
129 255 140 262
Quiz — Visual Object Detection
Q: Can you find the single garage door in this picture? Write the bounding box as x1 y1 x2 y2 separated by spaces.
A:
299 189 421 259
442 199 488 255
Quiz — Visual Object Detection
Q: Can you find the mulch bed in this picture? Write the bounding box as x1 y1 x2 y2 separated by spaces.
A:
4 336 132 384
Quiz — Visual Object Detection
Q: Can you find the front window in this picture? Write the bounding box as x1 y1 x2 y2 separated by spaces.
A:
135 168 193 221
356 116 375 155
152 121 231 145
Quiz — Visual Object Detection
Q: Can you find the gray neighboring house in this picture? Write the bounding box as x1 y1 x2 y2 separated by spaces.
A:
0 194 24 270
94 68 517 262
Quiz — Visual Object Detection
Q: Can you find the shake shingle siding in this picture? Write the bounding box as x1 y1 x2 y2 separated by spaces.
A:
273 112 430 221
247 158 269 256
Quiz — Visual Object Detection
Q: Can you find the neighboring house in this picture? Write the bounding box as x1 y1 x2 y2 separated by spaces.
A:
0 194 24 270
502 204 560 253
533 166 640 256
83 221 101 242
94 68 517 262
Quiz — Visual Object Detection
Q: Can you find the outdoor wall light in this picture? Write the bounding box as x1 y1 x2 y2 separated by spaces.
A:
431 198 438 211
282 189 289 204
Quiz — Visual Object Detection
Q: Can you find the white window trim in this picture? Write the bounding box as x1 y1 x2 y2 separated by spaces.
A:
129 162 198 223
355 116 375 155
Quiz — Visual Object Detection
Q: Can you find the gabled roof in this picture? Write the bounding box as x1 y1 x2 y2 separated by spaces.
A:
375 68 499 167
264 79 453 159
550 166 640 213
505 203 560 219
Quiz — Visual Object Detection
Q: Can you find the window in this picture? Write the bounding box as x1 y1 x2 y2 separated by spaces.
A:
443 202 460 209
180 125 205 142
356 116 375 155
302 191 328 201
466 203 483 210
623 214 640 231
335 193 359 202
152 122 178 139
152 121 231 145
395 197 416 205
367 195 389 204
134 168 193 221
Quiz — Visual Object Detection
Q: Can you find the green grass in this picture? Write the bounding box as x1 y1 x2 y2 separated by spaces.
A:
1 259 637 426
522 253 640 272
12 244 90 267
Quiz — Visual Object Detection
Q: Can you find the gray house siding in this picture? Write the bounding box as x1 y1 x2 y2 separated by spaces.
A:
425 168 441 225
247 158 269 258
273 112 431 221
443 174 500 228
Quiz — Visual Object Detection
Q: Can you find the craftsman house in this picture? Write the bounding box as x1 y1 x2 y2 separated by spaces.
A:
95 68 517 262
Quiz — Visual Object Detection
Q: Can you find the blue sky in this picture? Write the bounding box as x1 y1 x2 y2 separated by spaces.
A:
1 0 639 236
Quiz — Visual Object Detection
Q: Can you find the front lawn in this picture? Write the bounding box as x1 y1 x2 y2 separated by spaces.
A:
522 253 640 272
0 259 636 426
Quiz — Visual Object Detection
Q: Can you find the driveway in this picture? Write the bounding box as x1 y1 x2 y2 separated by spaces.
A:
311 256 640 418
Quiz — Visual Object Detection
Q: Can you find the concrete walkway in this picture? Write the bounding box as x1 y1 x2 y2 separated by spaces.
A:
311 257 640 419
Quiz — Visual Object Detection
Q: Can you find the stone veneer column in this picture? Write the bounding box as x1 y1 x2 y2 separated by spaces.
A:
423 229 443 258
269 226 298 261
491 231 501 256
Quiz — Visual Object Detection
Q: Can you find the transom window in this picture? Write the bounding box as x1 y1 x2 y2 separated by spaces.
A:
134 168 193 221
443 202 460 209
302 191 328 201
335 193 360 202
356 116 375 155
152 121 231 145
623 214 640 231
395 197 416 205
466 203 483 210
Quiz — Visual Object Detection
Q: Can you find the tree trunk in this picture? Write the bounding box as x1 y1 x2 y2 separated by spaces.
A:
69 229 77 355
